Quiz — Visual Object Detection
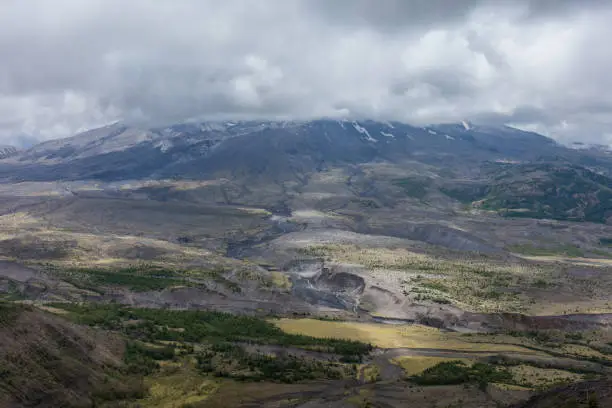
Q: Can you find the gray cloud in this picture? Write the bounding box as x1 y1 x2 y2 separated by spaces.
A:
304 0 484 31
306 0 609 30
1 0 612 145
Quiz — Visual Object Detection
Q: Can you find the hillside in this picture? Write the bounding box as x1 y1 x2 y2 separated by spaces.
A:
0 303 144 408
513 379 612 407
442 162 612 223
0 146 18 159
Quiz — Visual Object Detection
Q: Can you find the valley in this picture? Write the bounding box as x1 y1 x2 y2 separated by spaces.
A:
1 120 612 407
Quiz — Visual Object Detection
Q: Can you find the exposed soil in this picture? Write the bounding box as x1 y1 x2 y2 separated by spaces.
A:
511 379 612 408
0 261 40 282
0 304 141 408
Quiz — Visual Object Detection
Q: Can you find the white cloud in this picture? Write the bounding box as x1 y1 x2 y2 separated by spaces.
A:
0 0 611 145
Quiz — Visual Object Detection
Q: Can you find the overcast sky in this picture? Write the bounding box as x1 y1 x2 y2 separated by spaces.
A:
1 0 612 145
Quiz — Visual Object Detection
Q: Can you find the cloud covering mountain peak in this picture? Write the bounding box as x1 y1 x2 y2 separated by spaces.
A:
1 0 612 145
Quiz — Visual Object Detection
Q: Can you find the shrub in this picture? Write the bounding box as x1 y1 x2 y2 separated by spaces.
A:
412 361 512 386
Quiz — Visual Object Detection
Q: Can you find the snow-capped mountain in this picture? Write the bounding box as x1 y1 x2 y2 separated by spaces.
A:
0 119 596 182
0 145 19 159
20 123 161 162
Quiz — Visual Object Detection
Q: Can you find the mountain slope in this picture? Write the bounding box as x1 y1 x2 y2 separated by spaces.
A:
481 163 612 223
443 162 612 223
0 120 574 182
0 145 19 159
513 378 612 407
0 303 144 407
19 123 159 162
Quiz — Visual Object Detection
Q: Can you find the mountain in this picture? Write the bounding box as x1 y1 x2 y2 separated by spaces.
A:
0 145 19 159
0 119 581 183
3 118 611 224
20 123 160 162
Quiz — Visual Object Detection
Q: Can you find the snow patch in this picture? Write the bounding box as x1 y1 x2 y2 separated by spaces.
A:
155 140 173 153
380 131 395 138
461 121 471 130
427 129 437 135
568 142 612 152
0 146 18 158
445 135 455 140
495 159 521 164
383 121 395 129
406 134 415 140
352 121 377 142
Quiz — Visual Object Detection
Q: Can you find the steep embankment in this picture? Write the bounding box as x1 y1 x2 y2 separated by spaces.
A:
512 378 612 407
0 303 143 408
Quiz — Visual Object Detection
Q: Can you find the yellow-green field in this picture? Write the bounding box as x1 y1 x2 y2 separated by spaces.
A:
268 271 292 290
520 255 612 266
360 364 381 382
135 360 220 408
559 343 612 361
392 356 473 376
508 364 584 389
273 318 537 354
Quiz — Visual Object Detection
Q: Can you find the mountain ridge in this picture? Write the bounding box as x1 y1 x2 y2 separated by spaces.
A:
0 119 572 181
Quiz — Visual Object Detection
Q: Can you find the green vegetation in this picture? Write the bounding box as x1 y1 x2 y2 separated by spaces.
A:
351 198 380 209
590 249 611 258
431 297 452 304
482 163 612 223
440 184 487 203
421 281 449 292
0 301 21 326
0 282 25 302
124 341 176 375
412 361 512 388
506 329 567 344
392 177 429 199
533 279 549 288
599 238 612 247
48 264 187 292
45 264 244 293
73 268 181 291
52 303 372 357
197 342 352 383
508 244 585 258
488 352 606 376
443 163 612 223
48 303 369 385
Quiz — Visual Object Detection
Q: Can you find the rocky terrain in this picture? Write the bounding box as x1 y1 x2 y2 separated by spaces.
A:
1 120 612 407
